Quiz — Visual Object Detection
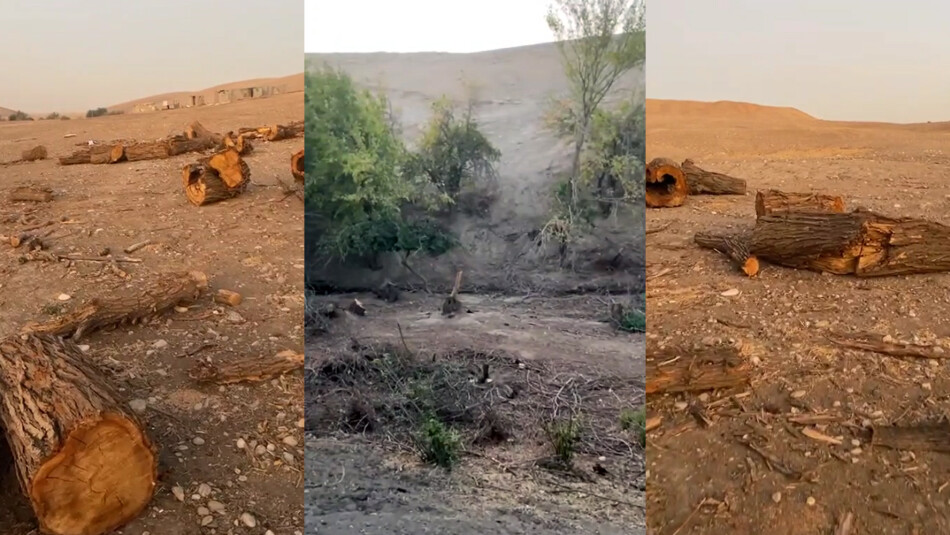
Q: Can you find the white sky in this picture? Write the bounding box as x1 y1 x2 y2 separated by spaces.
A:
306 0 556 53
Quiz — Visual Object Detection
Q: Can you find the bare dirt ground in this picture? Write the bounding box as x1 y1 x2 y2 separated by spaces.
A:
306 293 645 534
645 100 950 534
0 92 304 534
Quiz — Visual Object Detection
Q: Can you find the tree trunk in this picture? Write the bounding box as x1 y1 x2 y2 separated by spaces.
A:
291 149 304 183
645 157 689 208
264 120 304 142
8 186 53 203
167 135 215 156
124 141 170 161
750 210 950 276
189 350 304 384
21 271 208 340
182 148 250 206
755 189 845 217
646 346 750 394
88 144 125 164
0 334 156 535
20 145 47 162
694 232 760 277
58 150 91 165
681 159 747 195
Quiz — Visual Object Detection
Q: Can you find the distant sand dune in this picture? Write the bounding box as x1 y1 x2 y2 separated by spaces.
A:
647 99 816 123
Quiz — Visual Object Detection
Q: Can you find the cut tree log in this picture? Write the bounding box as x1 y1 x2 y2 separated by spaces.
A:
264 121 304 142
189 349 304 384
181 148 250 206
750 210 950 276
645 157 689 208
755 189 845 217
681 159 747 195
442 270 464 315
291 149 304 183
222 132 254 155
646 346 750 394
21 271 208 340
167 134 215 156
694 232 760 277
0 334 156 535
214 289 243 307
89 143 126 164
58 149 91 165
871 422 950 452
9 186 53 203
185 121 224 146
21 145 47 162
124 141 170 161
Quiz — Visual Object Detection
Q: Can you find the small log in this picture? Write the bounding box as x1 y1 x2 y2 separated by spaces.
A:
291 149 304 183
871 422 950 452
646 346 750 394
58 149 91 165
441 270 464 315
21 271 208 340
9 186 53 203
265 121 304 142
189 350 304 385
214 289 243 307
21 145 47 162
10 233 45 250
694 232 760 277
125 140 170 161
89 143 125 164
0 334 156 535
645 157 689 208
750 210 950 276
755 189 845 217
680 159 746 195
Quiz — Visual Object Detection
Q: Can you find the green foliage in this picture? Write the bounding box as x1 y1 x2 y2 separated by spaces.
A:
416 418 462 469
586 99 645 210
619 407 646 447
8 110 30 121
407 97 500 203
305 67 456 265
545 417 581 465
618 308 645 332
86 107 108 118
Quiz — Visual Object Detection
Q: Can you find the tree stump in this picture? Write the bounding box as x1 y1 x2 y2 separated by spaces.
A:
750 210 950 276
21 271 208 340
291 149 304 183
681 159 747 195
441 271 464 315
755 189 845 217
0 334 156 535
182 148 250 206
646 345 750 394
20 145 47 162
645 158 688 208
694 232 759 277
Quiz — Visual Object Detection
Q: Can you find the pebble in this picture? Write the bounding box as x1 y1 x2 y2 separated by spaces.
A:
77 344 90 352
57 293 71 301
283 452 295 463
282 436 298 447
193 437 205 446
240 512 257 528
255 445 267 455
171 486 185 501
721 288 740 297
152 339 168 349
236 438 247 449
197 506 210 516
789 390 806 399
207 500 225 513
197 483 212 497
200 515 213 527
128 399 148 413
806 496 816 506
297 418 305 429
771 491 782 503
673 401 688 411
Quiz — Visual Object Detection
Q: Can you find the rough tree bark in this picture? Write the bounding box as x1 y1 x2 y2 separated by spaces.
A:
8 186 53 203
0 334 156 535
750 211 950 276
88 144 125 164
189 350 304 385
291 149 304 183
124 141 170 162
646 345 750 394
645 158 689 208
681 159 747 195
755 189 845 217
694 232 760 277
21 271 208 339
181 148 250 206
58 150 91 165
264 120 304 142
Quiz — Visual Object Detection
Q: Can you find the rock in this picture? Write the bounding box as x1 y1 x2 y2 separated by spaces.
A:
806 496 816 506
771 491 781 503
197 506 210 516
720 288 740 297
57 293 71 301
200 515 213 526
172 486 185 502
197 483 212 498
128 399 148 413
282 436 298 447
240 512 257 528
193 436 205 446
236 438 247 449
208 500 225 513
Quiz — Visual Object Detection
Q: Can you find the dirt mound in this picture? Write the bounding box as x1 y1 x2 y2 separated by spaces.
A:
647 98 817 123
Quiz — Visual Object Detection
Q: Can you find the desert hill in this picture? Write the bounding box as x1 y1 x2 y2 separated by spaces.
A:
106 72 305 113
646 99 816 123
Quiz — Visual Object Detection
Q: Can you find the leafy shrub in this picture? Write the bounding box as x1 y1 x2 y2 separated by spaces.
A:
545 417 581 465
620 407 646 447
416 418 462 469
85 107 108 118
8 110 30 121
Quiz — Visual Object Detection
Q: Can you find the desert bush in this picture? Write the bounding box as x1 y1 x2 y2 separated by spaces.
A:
85 107 108 118
619 307 645 333
416 418 462 469
44 112 60 120
8 110 30 121
545 417 581 465
620 407 646 447
407 97 500 208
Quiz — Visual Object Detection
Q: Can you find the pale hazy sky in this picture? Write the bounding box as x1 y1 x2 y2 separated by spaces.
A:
649 0 950 123
0 0 302 113
306 0 555 53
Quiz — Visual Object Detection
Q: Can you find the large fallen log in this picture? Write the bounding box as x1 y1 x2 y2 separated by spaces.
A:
264 121 304 142
21 271 208 339
694 232 759 277
167 134 215 157
124 140 170 162
89 143 125 164
646 345 750 394
645 157 689 208
58 149 91 165
21 145 47 162
291 149 304 183
755 189 845 217
750 210 950 276
0 334 156 535
182 148 250 206
681 159 747 195
189 350 304 385
8 186 53 203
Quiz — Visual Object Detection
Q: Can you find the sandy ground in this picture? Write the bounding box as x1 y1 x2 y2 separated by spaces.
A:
307 294 645 534
0 92 304 534
645 100 950 534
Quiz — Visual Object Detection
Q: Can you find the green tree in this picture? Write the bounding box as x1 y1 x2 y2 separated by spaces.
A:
86 107 108 118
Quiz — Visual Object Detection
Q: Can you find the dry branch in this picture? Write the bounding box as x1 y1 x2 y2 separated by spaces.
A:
681 159 746 195
694 232 759 277
0 334 156 535
645 158 689 208
21 271 208 340
646 346 750 394
755 189 845 218
190 350 304 384
827 333 950 360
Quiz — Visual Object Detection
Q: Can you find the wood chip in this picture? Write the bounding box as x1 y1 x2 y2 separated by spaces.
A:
801 427 843 445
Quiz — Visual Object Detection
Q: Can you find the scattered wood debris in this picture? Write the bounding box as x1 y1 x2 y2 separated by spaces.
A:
190 349 304 385
214 289 243 307
827 332 949 360
9 186 53 203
